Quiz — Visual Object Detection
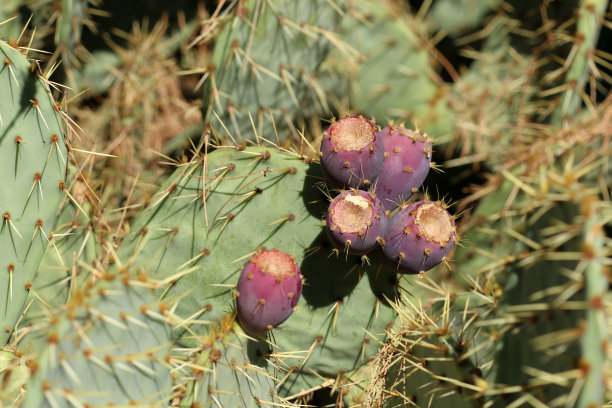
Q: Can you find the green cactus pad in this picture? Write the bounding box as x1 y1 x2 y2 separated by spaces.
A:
335 0 448 135
25 174 100 324
117 145 398 399
177 320 281 407
487 200 601 406
54 0 89 52
0 0 23 40
454 154 611 406
23 277 175 407
0 41 68 346
362 288 492 407
428 0 502 36
203 0 341 142
578 196 607 408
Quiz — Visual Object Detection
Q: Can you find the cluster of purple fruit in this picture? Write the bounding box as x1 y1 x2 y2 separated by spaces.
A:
234 116 456 336
321 116 456 274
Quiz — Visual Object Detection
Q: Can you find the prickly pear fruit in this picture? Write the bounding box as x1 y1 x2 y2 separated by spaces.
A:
236 249 302 335
379 200 455 274
320 116 385 188
325 189 387 255
374 125 432 211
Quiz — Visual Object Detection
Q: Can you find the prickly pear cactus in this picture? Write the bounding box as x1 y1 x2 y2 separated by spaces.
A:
53 0 90 54
116 145 399 401
25 162 101 323
0 40 68 345
236 248 303 335
203 0 342 142
380 200 456 275
0 346 29 404
374 125 432 212
428 0 503 35
436 113 612 407
177 315 281 407
320 116 385 189
335 0 447 133
0 0 23 39
366 294 488 408
325 189 387 255
23 276 175 407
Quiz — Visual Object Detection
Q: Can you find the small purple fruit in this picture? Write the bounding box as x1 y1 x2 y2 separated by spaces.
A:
325 189 387 255
373 125 432 212
320 116 385 189
379 200 455 274
236 249 302 335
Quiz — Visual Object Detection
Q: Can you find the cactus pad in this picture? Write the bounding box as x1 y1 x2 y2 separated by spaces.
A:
203 0 342 142
0 41 68 345
23 277 175 407
117 145 399 398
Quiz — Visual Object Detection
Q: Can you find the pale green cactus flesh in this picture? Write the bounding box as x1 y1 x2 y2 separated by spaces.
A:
0 40 68 346
23 277 175 407
202 0 342 142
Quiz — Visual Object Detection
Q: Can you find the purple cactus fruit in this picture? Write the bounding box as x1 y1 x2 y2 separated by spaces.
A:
325 189 387 255
236 249 302 335
320 116 385 189
379 200 455 274
373 125 432 212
